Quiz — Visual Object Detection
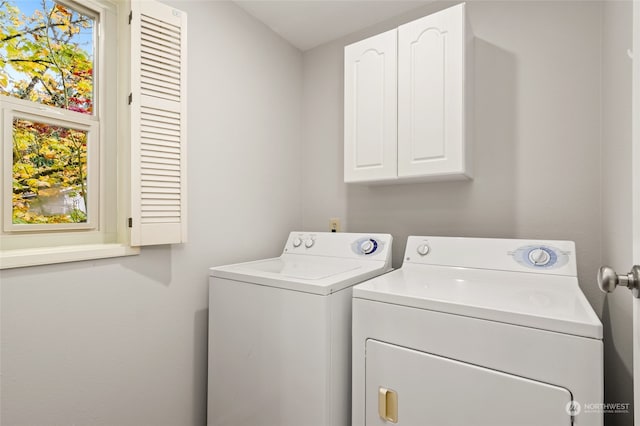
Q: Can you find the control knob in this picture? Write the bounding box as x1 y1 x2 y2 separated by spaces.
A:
528 248 551 266
417 244 430 256
305 238 315 248
292 237 302 248
360 239 376 255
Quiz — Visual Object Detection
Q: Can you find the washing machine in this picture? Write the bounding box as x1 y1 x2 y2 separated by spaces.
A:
208 231 393 426
352 236 603 426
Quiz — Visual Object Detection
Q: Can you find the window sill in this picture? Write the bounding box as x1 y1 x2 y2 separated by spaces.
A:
0 243 140 270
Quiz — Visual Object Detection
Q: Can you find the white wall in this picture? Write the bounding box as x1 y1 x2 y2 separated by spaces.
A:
0 1 303 425
601 1 634 425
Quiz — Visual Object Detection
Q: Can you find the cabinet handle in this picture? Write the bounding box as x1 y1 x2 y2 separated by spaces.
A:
378 387 398 423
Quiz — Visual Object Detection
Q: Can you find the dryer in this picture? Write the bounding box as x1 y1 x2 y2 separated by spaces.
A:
352 236 602 426
208 231 392 426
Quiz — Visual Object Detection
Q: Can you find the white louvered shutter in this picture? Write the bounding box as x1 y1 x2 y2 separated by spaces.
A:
130 0 187 246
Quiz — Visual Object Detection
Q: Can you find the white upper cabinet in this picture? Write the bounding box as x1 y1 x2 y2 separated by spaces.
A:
344 3 473 184
344 29 398 183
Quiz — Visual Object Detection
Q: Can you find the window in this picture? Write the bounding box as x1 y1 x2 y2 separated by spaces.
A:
6 107 98 231
0 0 187 269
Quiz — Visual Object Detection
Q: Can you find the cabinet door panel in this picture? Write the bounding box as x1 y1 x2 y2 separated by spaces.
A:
398 4 467 178
344 29 398 182
365 340 572 426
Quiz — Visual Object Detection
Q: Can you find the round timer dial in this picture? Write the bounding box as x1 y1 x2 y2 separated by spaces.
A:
512 245 567 269
528 248 551 266
359 239 378 255
351 237 381 256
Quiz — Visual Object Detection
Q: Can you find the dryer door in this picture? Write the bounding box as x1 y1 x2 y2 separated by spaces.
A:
365 340 572 425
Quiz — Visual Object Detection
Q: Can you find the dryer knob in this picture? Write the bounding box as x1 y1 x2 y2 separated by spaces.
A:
529 248 551 266
417 244 430 256
292 237 302 248
304 238 315 248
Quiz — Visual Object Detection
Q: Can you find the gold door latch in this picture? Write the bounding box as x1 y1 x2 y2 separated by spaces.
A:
378 387 398 423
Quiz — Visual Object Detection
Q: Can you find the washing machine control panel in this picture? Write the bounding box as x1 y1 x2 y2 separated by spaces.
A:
284 232 393 263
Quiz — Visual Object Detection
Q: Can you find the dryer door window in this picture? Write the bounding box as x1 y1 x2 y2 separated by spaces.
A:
365 340 572 425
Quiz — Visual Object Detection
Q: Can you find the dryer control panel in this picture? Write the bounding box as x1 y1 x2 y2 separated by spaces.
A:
403 236 576 276
511 245 570 270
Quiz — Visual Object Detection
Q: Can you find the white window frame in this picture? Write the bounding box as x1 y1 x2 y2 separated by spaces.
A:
0 0 140 268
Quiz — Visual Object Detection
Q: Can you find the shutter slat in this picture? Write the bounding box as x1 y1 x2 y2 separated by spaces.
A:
131 0 187 246
141 162 180 171
141 23 180 41
141 123 180 136
141 157 180 166
141 140 180 150
142 178 181 187
141 27 180 48
142 189 180 195
141 106 180 120
141 65 181 85
141 28 180 49
141 217 181 224
143 199 181 206
143 207 181 213
141 66 180 83
141 169 180 178
141 120 180 132
141 144 180 155
141 174 180 183
141 152 180 162
141 13 180 35
141 193 180 200
141 132 180 143
141 82 180 99
141 52 180 72
141 41 180 64
141 86 180 102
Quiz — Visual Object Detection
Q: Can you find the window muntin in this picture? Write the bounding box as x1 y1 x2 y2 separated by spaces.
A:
0 0 95 114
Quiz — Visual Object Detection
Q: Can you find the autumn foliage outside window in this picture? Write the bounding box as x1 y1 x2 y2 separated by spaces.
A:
1 0 95 225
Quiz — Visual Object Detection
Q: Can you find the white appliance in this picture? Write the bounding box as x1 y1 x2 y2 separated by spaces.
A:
352 236 603 426
208 231 393 426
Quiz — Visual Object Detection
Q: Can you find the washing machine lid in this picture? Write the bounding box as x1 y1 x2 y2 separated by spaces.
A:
353 265 602 339
210 254 390 295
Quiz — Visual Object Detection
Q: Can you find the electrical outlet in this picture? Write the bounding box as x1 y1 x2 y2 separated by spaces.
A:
329 218 341 233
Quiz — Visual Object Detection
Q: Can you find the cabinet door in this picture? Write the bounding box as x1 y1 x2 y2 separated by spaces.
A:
397 4 469 179
365 340 572 426
344 29 398 183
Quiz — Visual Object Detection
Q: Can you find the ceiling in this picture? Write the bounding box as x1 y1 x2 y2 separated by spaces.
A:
234 1 430 51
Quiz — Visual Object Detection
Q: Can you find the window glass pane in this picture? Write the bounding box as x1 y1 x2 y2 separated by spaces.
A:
12 118 88 224
0 0 95 114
